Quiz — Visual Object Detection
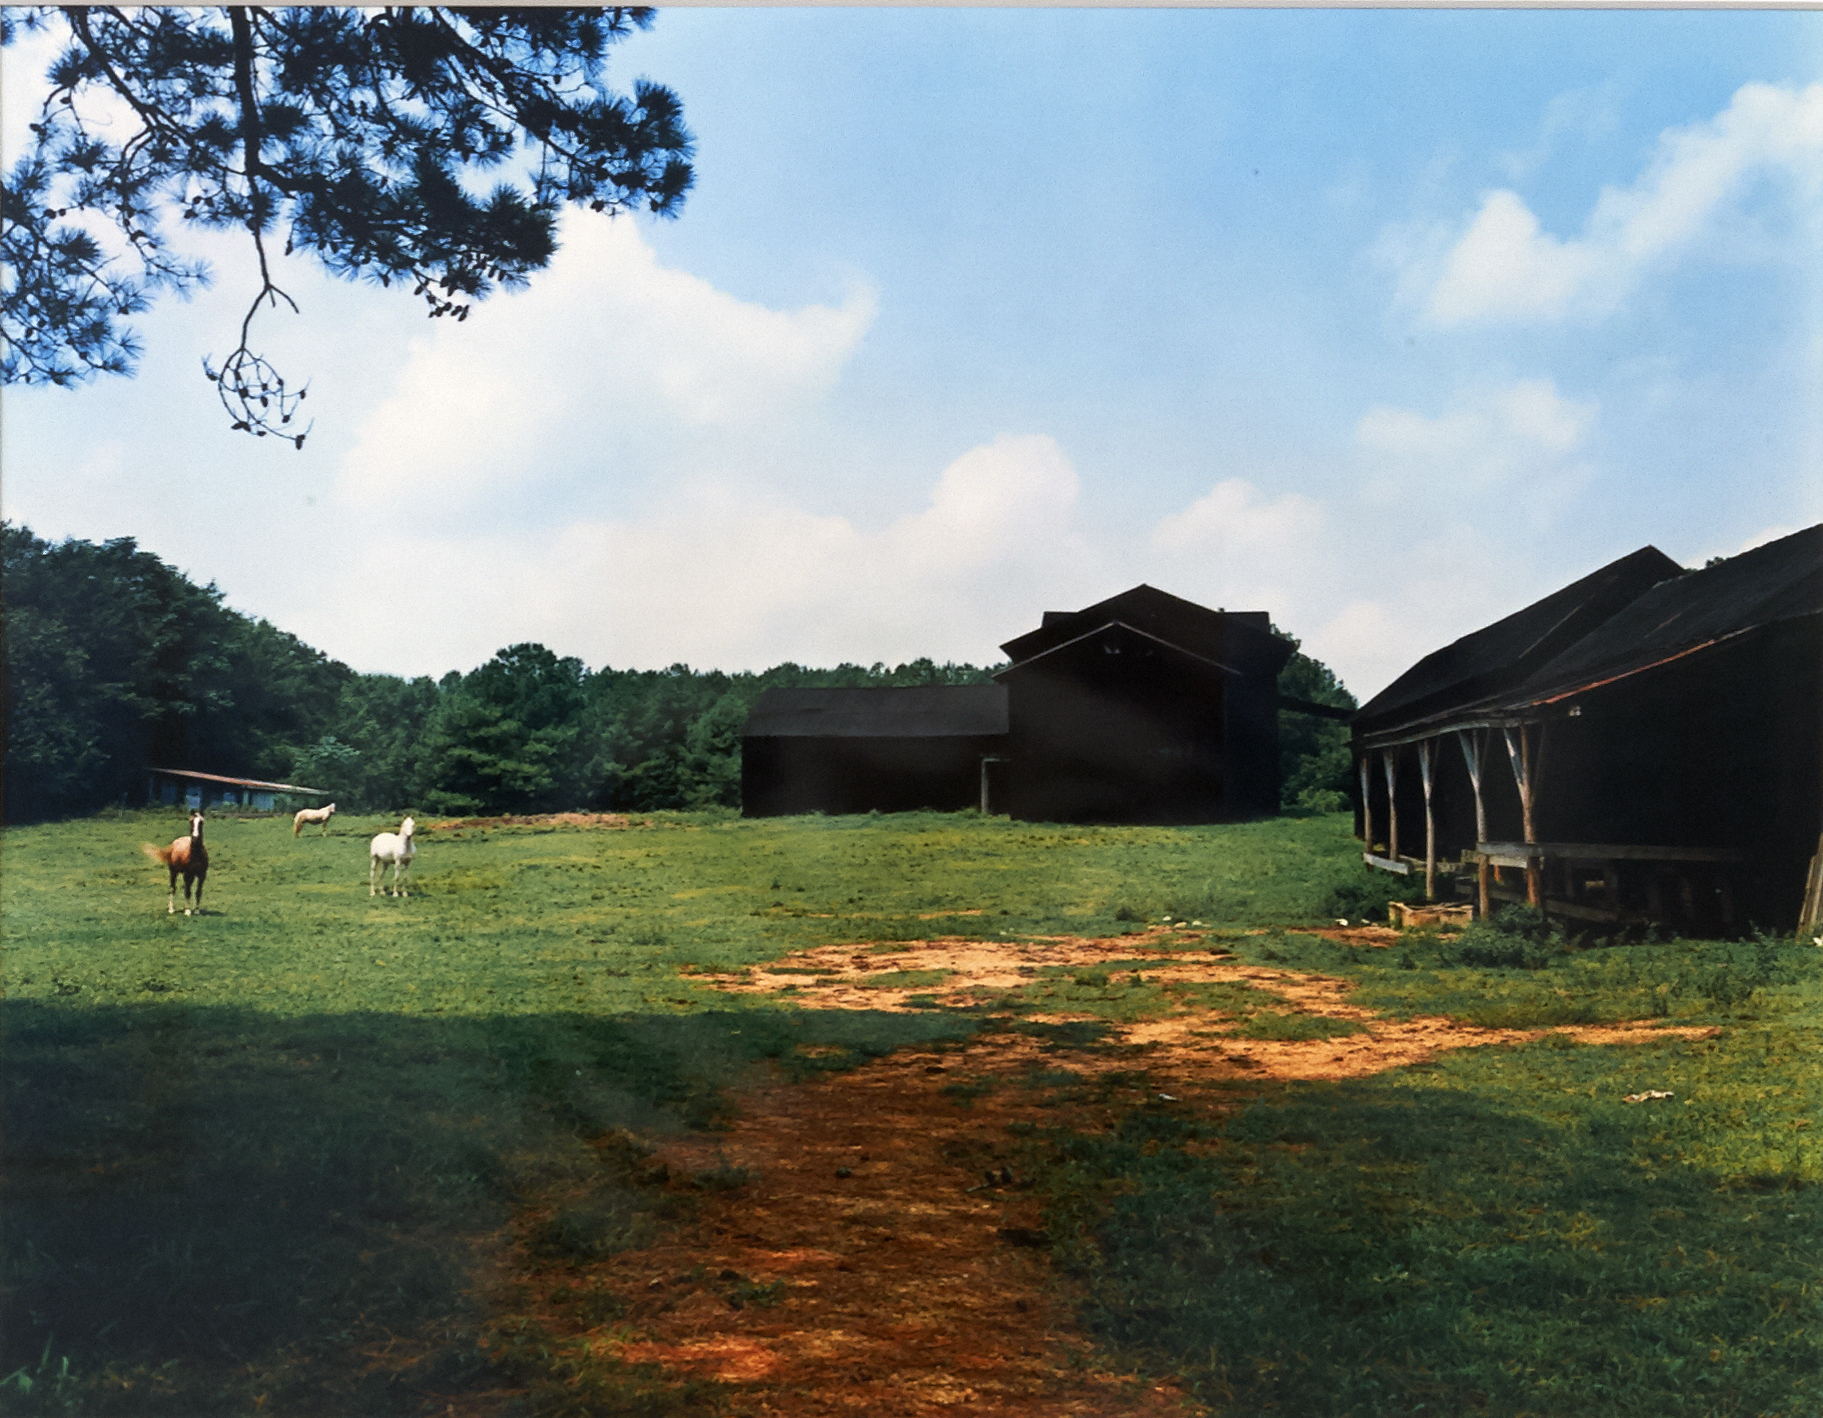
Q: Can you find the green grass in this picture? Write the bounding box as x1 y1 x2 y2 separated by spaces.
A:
0 806 1362 1413
5 806 1819 1416
1016 922 1823 1417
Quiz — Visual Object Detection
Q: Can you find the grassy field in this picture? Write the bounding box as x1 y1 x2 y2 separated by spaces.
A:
1031 929 1823 1417
3 806 1819 1415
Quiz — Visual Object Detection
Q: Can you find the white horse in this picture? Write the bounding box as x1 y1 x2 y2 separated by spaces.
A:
369 816 416 897
293 801 336 836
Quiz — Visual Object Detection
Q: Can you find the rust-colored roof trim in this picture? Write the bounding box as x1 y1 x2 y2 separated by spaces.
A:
149 768 331 795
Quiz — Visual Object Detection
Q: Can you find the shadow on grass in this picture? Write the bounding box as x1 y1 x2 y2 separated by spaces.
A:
0 999 978 1415
1029 1036 1823 1418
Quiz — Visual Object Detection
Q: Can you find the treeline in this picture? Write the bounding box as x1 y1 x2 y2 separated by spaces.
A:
2 525 1355 822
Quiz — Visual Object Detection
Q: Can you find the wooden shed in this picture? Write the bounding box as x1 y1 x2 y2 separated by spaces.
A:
1352 526 1823 932
740 685 1009 817
146 768 331 813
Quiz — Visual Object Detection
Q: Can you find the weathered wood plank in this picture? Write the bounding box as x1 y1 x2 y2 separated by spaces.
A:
1476 841 1742 863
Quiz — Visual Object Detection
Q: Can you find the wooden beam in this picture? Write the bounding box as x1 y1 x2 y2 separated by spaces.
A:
1456 729 1488 848
1799 834 1823 939
1359 754 1373 854
1503 724 1540 907
1458 729 1487 918
1382 748 1399 862
1476 841 1743 864
1419 738 1436 901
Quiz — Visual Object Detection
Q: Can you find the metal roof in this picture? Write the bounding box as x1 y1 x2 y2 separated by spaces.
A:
743 685 1010 739
1491 522 1823 712
149 768 331 795
1354 523 1822 746
1354 545 1684 733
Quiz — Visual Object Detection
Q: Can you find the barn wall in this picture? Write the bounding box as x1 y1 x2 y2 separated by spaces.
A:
741 735 1004 817
1222 677 1282 818
1529 617 1822 927
1003 644 1232 824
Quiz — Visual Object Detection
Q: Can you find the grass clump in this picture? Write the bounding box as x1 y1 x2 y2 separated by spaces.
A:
856 968 953 989
1229 1011 1367 1042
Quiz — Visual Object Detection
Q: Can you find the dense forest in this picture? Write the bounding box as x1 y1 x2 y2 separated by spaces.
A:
1 525 1355 823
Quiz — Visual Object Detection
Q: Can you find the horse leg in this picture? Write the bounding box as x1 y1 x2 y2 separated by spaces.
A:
192 871 204 915
398 858 410 898
168 865 178 915
371 855 381 896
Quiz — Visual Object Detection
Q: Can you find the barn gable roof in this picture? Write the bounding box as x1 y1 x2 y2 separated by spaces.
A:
1354 544 1684 734
993 619 1238 680
1000 584 1290 677
743 685 1009 739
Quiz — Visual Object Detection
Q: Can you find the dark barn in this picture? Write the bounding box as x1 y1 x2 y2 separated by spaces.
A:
740 685 1009 817
1352 526 1823 931
995 586 1294 823
741 586 1298 824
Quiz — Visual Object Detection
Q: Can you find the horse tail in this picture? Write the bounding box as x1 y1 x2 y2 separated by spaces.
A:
142 842 173 866
293 814 304 835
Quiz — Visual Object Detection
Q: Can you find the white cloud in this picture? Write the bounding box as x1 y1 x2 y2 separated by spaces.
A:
1413 81 1823 327
1152 477 1323 557
1146 477 1328 628
335 212 876 516
1354 378 1598 517
296 433 1097 676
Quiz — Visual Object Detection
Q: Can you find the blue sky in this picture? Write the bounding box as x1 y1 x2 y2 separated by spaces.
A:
4 8 1820 698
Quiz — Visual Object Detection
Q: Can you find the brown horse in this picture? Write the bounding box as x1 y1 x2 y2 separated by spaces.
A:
142 810 209 915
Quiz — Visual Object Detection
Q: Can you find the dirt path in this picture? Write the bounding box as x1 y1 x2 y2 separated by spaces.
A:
496 930 1716 1415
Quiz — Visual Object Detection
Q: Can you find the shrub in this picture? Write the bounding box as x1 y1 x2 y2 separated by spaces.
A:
1322 869 1422 923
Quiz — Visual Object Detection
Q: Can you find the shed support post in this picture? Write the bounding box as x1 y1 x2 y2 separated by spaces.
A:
1419 738 1436 901
1382 749 1399 863
1799 834 1823 940
1359 755 1373 853
1456 728 1491 919
1504 723 1544 908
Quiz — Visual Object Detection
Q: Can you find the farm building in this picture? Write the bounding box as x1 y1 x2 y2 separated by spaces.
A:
1352 525 1823 931
146 768 330 813
740 686 1009 817
742 585 1306 824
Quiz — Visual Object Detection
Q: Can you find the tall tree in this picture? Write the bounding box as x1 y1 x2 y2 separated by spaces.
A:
1274 627 1357 813
0 6 692 441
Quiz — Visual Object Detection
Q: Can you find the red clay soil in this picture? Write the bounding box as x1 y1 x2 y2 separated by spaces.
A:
425 812 646 830
487 930 1717 1416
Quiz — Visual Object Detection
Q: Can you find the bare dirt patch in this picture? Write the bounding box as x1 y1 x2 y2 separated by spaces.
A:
425 812 645 831
496 932 1717 1415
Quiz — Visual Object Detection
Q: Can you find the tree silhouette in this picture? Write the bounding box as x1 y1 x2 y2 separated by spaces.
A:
0 6 693 443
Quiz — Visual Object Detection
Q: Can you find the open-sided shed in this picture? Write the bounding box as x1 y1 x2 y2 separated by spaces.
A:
146 768 331 813
1353 527 1823 931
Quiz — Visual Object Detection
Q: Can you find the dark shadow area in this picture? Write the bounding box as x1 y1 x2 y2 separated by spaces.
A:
1027 1053 1823 1418
0 999 979 1415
